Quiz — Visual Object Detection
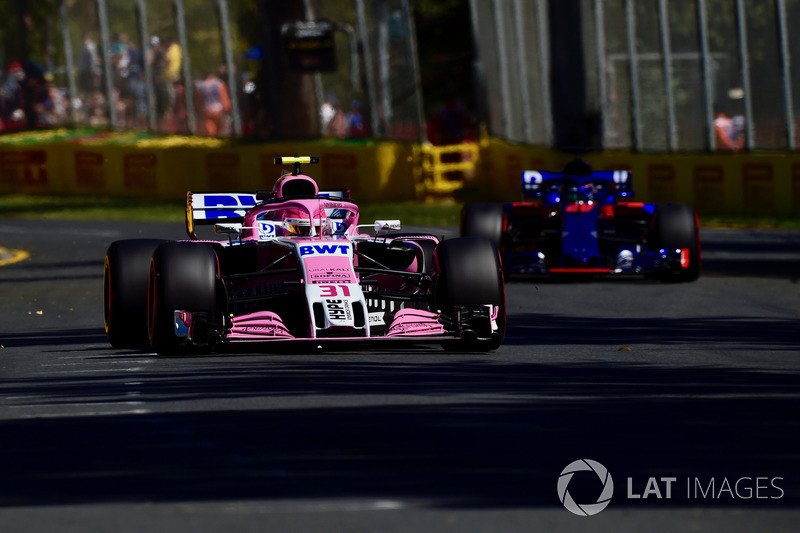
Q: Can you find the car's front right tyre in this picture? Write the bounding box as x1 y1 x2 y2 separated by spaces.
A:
655 203 701 282
148 242 219 355
434 236 506 352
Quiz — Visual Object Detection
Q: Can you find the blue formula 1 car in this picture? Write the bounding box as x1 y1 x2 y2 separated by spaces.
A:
460 159 701 281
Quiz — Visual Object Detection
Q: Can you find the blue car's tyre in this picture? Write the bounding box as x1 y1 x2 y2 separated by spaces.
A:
460 203 503 248
435 236 506 351
655 203 701 282
104 239 166 349
148 242 219 355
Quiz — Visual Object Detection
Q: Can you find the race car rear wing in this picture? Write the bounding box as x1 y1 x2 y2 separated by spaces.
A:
521 170 633 200
186 190 351 239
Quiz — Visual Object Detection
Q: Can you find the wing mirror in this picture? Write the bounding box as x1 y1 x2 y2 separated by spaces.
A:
214 222 243 236
374 220 401 232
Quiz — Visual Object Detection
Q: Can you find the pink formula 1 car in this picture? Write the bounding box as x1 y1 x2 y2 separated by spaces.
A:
104 156 505 355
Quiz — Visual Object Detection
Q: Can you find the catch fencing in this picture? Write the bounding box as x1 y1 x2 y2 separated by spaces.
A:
0 0 425 142
471 0 800 152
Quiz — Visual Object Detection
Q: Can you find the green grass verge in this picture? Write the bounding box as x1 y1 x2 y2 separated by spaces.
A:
1 194 798 229
0 194 188 222
697 215 800 229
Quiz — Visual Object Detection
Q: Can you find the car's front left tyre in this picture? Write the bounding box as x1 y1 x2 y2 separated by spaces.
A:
104 239 166 349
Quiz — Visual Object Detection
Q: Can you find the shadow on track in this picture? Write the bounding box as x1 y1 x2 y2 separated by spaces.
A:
699 230 800 280
1 328 108 347
504 313 799 350
1 353 798 510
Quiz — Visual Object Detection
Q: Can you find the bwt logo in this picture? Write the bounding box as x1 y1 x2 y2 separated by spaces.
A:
557 459 614 516
299 244 350 256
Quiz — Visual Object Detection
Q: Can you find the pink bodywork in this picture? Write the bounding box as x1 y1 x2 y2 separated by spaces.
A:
221 175 448 341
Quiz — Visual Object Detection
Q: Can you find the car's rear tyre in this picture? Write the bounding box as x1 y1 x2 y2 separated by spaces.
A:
655 203 701 282
148 242 219 355
460 203 503 248
435 237 506 351
104 239 166 349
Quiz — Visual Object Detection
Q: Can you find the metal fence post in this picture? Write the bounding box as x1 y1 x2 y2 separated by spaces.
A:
376 0 393 133
302 0 325 134
624 0 641 150
96 0 117 128
513 0 533 144
776 0 795 149
59 0 78 124
697 0 715 150
401 0 427 143
593 0 608 148
216 0 241 136
355 0 381 137
536 0 553 146
134 0 157 131
491 0 513 141
658 0 677 151
173 0 196 134
734 0 754 150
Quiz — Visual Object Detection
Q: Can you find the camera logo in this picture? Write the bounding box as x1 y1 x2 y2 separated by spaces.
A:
558 459 614 516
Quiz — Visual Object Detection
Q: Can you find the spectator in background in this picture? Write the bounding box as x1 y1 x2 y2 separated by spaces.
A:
110 33 132 127
320 92 347 138
128 67 148 129
215 62 234 135
328 100 348 138
714 109 744 151
194 68 231 136
172 79 188 133
239 72 259 137
126 41 147 129
320 92 337 136
110 33 131 81
428 92 475 181
162 36 182 132
148 36 169 129
347 99 365 138
78 32 101 99
86 90 109 128
731 114 746 148
431 92 471 145
0 62 27 131
36 73 68 127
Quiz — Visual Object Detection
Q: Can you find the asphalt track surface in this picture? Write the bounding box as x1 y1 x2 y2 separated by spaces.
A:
0 219 799 532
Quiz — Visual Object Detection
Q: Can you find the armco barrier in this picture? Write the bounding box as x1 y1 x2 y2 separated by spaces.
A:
1 130 799 215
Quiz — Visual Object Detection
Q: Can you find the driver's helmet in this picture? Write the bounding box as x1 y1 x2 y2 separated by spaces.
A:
282 207 329 236
578 183 596 202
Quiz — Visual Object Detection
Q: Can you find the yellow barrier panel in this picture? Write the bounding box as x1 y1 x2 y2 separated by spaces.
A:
417 142 479 197
1 129 800 215
0 133 419 203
